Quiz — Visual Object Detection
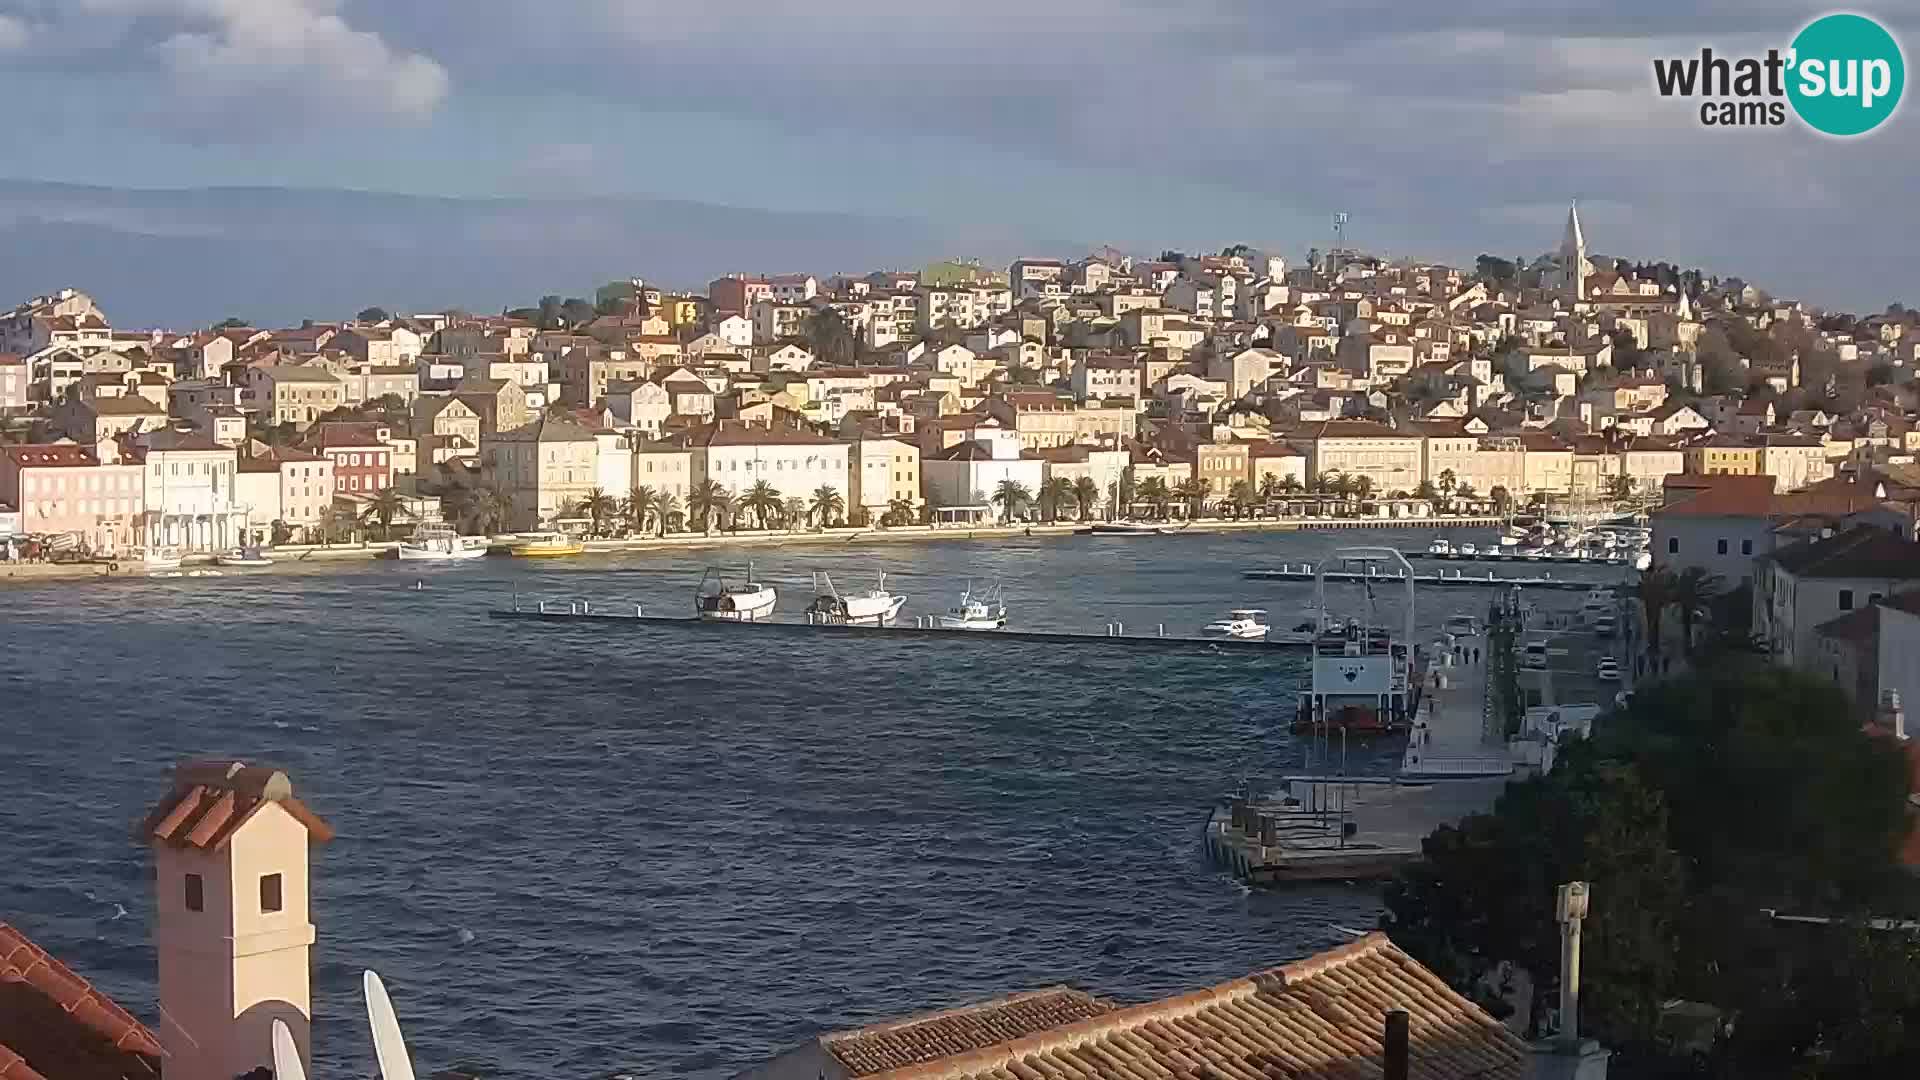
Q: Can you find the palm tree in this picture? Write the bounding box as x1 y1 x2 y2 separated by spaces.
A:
1227 480 1255 519
445 481 514 536
1672 566 1725 656
1257 473 1284 507
1173 477 1210 519
784 496 809 529
1071 476 1101 522
1488 484 1513 515
1413 480 1440 510
990 478 1033 523
1351 475 1376 502
1455 481 1478 502
741 479 784 530
1606 474 1636 502
1437 468 1458 504
1136 476 1172 520
1037 476 1075 523
884 496 917 527
1278 474 1304 496
359 487 414 540
1634 567 1680 672
688 480 733 535
810 484 845 526
648 489 681 537
622 485 656 536
580 486 618 537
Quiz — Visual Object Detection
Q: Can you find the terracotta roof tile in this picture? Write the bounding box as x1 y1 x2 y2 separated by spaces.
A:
0 923 162 1080
851 935 1526 1080
1774 525 1920 579
137 760 335 851
826 989 1115 1077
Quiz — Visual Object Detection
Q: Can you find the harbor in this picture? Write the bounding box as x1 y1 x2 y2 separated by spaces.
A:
1242 563 1624 590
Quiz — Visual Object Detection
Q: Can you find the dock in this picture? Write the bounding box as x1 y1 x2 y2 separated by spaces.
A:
1403 549 1640 567
1205 624 1516 884
1242 564 1616 590
489 602 1314 652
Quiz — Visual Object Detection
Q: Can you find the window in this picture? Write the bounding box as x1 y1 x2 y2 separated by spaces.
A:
1667 537 1679 554
1840 589 1855 611
1741 539 1753 555
260 873 283 913
1717 539 1728 555
185 873 204 911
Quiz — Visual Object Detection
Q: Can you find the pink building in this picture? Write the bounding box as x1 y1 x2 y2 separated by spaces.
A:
0 442 146 554
0 353 26 412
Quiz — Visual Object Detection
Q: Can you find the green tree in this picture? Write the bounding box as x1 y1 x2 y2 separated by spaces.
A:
623 485 657 536
1455 481 1478 501
1488 484 1514 515
1671 566 1724 656
1474 254 1518 285
783 496 809 529
358 487 414 540
1071 476 1101 522
990 479 1032 523
648 489 681 537
688 480 733 534
1136 476 1171 520
444 481 513 536
579 487 618 537
1036 476 1074 523
1438 468 1458 502
741 479 784 530
1413 479 1440 509
1257 473 1283 506
1605 473 1635 501
1633 566 1679 671
355 306 391 323
214 317 250 330
1227 479 1255 520
806 307 857 368
809 484 845 526
883 496 917 527
1278 474 1304 496
1173 476 1209 519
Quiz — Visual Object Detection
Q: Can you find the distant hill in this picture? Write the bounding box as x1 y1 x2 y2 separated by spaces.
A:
0 181 1049 328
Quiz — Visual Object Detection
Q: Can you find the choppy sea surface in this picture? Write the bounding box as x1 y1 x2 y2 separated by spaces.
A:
0 527 1617 1078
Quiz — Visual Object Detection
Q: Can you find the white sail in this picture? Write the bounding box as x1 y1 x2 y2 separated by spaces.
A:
271 1018 307 1080
364 970 419 1080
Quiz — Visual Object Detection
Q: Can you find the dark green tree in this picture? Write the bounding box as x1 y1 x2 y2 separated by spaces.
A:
356 306 391 323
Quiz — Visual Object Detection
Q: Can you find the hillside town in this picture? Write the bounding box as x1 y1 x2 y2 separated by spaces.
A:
3 205 1919 561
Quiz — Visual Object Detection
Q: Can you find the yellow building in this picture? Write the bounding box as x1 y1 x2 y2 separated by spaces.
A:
1194 441 1251 496
1684 437 1763 476
849 437 921 521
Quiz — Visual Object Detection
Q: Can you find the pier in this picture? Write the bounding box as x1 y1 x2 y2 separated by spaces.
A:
1242 564 1618 590
1205 617 1516 884
1403 548 1640 567
489 601 1314 652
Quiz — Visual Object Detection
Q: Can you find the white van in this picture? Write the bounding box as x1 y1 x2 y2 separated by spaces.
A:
1522 638 1550 669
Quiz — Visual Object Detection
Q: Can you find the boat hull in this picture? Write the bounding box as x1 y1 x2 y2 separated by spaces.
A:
811 593 906 626
510 545 585 557
1200 626 1269 639
398 545 488 561
697 591 777 622
214 556 274 567
937 615 1005 631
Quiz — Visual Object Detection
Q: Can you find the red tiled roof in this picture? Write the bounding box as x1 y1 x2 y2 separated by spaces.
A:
826 989 1114 1077
137 760 335 851
853 934 1526 1080
2 445 99 469
1773 525 1920 579
0 923 162 1080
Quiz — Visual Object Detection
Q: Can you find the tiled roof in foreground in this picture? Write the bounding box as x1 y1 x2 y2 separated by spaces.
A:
0 923 162 1080
856 934 1527 1080
826 989 1115 1077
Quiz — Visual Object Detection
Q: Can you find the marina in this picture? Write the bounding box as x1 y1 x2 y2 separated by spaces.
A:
1242 564 1624 590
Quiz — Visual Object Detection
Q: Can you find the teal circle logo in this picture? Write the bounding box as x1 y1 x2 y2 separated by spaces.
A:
1787 13 1905 136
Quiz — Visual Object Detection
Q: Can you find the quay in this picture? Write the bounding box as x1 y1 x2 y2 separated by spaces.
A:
1205 611 1517 884
489 601 1313 652
1242 564 1617 590
1403 549 1638 567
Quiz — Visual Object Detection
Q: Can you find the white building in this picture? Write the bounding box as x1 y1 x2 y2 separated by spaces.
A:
132 430 248 553
1757 525 1920 671
685 421 852 508
921 428 1045 520
717 314 755 349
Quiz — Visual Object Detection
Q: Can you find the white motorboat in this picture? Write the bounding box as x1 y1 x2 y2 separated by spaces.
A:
1085 520 1169 536
1458 542 1478 556
134 547 183 571
396 526 488 561
214 546 274 567
695 563 778 622
938 584 1006 630
1200 608 1271 640
1427 538 1454 555
807 571 906 626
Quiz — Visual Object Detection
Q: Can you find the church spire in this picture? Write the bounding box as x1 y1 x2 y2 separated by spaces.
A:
1676 284 1693 321
1560 200 1588 302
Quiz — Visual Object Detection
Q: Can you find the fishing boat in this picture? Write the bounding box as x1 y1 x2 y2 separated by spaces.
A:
214 545 274 567
133 546 183 571
938 583 1006 630
695 563 778 621
1426 538 1454 555
1288 547 1417 737
807 570 906 626
1200 608 1271 640
508 531 585 558
397 525 489 561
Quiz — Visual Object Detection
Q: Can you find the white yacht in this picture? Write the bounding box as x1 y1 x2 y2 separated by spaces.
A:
397 526 488 561
1200 609 1271 640
1458 542 1479 557
1426 538 1454 555
1084 520 1170 536
214 545 274 567
938 584 1006 630
807 571 906 626
695 563 778 622
134 546 183 571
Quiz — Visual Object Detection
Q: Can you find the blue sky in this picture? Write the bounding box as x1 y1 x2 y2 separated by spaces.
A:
0 1 1915 314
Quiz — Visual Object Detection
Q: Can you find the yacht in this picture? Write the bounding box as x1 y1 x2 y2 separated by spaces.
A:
134 546 183 571
214 545 274 567
695 563 778 622
937 584 1006 630
1199 609 1271 640
508 531 585 558
1426 538 1454 555
1289 547 1417 737
1458 542 1479 557
1084 520 1169 536
398 526 488 561
807 571 906 626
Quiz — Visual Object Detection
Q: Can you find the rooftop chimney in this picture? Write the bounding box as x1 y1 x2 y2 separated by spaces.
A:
1530 881 1610 1079
1384 1008 1409 1080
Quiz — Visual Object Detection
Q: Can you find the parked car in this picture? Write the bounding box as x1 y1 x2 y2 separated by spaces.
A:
1597 656 1620 681
1523 639 1549 669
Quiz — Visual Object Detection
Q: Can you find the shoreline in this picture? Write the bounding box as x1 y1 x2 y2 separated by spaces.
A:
0 515 1501 586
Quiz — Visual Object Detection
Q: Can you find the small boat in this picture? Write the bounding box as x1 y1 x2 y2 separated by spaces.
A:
696 563 778 621
215 545 274 567
134 547 183 571
397 526 488 561
938 583 1006 630
1458 542 1478 557
1084 520 1169 536
1426 539 1454 555
508 531 585 558
1200 608 1271 640
807 571 906 626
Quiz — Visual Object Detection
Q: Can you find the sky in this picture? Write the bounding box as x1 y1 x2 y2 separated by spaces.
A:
0 1 1915 316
